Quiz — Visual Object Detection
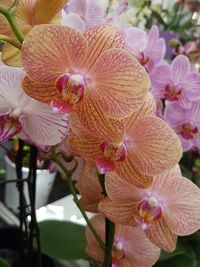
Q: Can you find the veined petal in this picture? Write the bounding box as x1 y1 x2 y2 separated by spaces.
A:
105 172 142 202
150 63 171 91
34 0 68 24
171 55 190 82
145 218 177 252
124 92 156 131
163 176 200 236
0 15 12 36
0 115 21 141
90 49 150 118
20 99 69 145
76 91 124 139
22 25 88 83
84 24 122 70
67 133 102 159
99 198 137 226
126 116 182 176
1 44 22 67
123 226 160 267
22 76 61 104
182 72 200 101
115 155 153 188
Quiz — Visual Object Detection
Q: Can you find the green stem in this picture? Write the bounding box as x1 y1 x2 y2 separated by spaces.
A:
49 155 105 252
0 5 24 43
103 220 115 267
0 34 21 49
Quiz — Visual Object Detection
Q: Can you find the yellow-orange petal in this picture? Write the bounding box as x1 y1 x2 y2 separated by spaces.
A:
115 155 153 188
83 24 121 70
34 0 68 24
89 48 150 118
75 91 124 140
21 25 88 83
1 44 21 67
124 92 156 131
105 172 142 202
22 76 60 104
145 218 177 252
67 133 102 159
127 115 182 176
99 198 138 226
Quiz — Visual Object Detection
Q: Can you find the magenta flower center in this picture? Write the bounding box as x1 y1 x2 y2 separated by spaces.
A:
112 240 126 267
56 72 86 107
136 196 162 229
164 84 182 101
0 114 22 142
139 52 149 66
100 141 126 162
177 122 198 140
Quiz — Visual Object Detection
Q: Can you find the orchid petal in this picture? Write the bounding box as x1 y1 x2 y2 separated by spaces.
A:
1 44 21 67
163 176 200 236
181 71 200 101
145 218 177 252
22 25 88 83
150 63 171 93
171 55 190 82
84 24 123 70
90 49 150 118
62 12 86 31
126 116 182 176
22 76 60 104
99 198 137 226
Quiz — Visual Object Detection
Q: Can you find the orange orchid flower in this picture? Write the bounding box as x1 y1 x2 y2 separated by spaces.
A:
21 23 150 132
99 166 200 252
68 93 182 188
0 0 68 66
86 214 160 267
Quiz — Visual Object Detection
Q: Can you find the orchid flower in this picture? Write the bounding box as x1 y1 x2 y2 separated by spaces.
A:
86 214 160 267
99 166 200 252
164 101 200 151
0 66 68 146
68 93 182 188
150 55 200 103
62 0 105 32
0 0 68 66
124 25 166 73
21 24 150 135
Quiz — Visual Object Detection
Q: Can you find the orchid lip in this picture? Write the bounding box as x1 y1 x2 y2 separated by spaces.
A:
0 115 22 142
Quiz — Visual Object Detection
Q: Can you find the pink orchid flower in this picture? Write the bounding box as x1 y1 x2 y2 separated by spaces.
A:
68 93 182 188
124 25 166 73
86 214 160 267
164 101 200 151
151 55 200 103
99 166 200 252
0 66 68 145
62 0 105 32
21 24 150 134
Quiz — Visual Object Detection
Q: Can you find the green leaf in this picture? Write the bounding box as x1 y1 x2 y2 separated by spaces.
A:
0 258 10 267
154 243 196 267
159 241 185 261
38 220 88 260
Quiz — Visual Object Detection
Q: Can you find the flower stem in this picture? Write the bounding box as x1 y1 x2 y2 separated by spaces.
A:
49 154 105 251
0 34 21 49
103 219 115 267
0 5 24 43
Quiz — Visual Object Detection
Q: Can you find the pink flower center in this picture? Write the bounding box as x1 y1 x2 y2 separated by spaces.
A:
139 52 149 66
53 72 87 113
177 122 198 140
112 240 126 267
136 196 162 229
164 84 182 101
0 114 22 142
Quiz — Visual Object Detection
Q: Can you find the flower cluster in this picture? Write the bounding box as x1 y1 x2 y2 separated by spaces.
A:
1 1 200 267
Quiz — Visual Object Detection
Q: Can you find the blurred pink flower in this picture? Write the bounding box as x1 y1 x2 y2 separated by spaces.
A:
100 166 200 252
86 214 160 267
124 25 166 73
0 66 68 145
62 0 105 31
151 55 200 103
164 101 200 151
